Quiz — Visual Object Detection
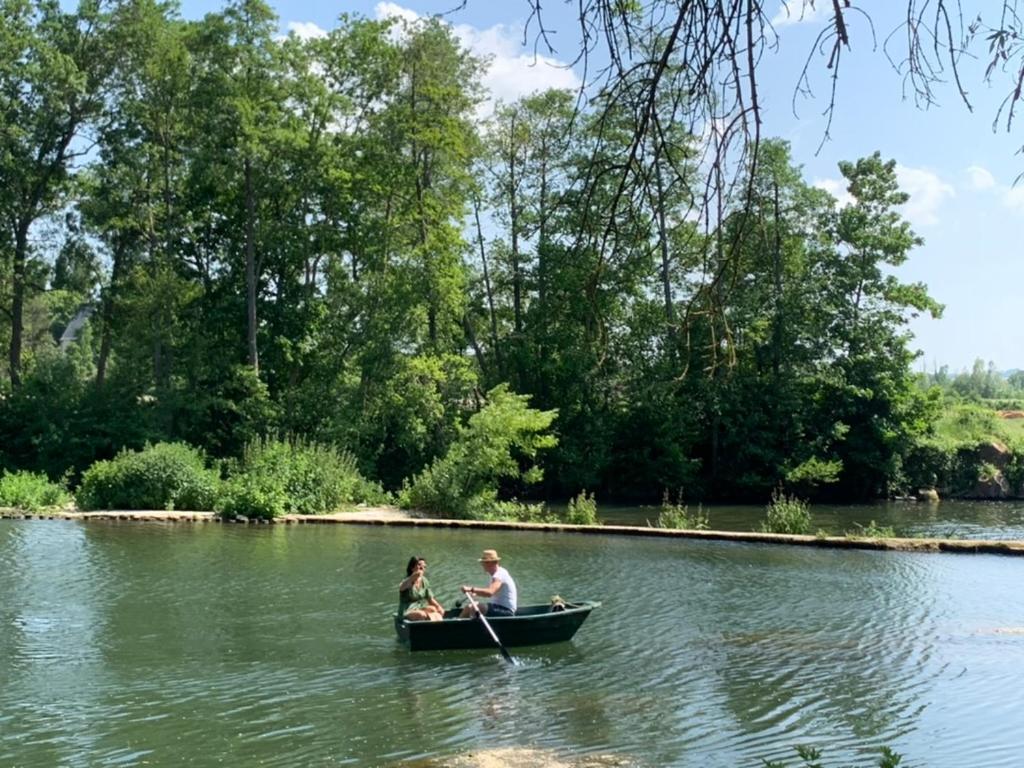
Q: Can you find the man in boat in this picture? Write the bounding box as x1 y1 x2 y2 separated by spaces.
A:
459 548 517 618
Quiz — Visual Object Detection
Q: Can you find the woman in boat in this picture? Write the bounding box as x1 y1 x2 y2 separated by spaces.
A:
459 549 517 618
399 556 445 622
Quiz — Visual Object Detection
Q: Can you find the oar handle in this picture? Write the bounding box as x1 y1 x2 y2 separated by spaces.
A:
463 590 489 629
463 589 514 664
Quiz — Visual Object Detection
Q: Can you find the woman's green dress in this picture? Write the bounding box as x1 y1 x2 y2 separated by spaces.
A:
399 577 435 616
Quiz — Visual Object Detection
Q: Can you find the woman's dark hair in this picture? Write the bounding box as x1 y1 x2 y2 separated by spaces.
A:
406 556 424 576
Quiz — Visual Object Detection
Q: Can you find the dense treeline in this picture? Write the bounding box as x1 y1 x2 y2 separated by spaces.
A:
921 361 1024 406
0 0 943 503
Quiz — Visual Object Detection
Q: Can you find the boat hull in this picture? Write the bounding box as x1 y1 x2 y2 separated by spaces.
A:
394 601 600 651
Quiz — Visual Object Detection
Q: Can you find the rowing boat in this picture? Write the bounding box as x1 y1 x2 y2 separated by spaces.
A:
394 600 600 652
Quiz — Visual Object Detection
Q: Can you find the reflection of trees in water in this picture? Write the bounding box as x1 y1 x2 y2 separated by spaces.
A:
1 522 109 765
712 554 935 762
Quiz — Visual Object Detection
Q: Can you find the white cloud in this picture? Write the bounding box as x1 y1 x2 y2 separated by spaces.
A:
813 178 855 209
373 2 580 109
1004 185 1024 214
771 0 828 28
961 164 1024 215
966 164 996 190
815 166 955 226
895 164 954 227
286 21 327 40
374 2 420 26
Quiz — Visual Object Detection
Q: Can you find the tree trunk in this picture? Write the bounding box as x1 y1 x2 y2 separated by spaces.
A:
509 111 523 335
473 195 500 374
244 155 259 373
8 220 30 388
771 174 783 378
96 240 127 389
538 153 548 310
654 162 675 334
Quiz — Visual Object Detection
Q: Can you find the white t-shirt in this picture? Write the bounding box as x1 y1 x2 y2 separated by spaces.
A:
488 566 517 612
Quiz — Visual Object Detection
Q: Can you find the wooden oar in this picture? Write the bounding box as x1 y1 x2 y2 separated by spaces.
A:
463 590 515 664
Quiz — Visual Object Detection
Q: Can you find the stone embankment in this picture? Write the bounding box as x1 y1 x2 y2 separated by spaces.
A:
3 506 1024 556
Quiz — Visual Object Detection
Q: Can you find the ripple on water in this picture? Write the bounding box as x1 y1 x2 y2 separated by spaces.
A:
3 520 1024 767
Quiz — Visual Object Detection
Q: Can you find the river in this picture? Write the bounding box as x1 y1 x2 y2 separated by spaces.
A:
1 516 1022 766
598 498 1024 540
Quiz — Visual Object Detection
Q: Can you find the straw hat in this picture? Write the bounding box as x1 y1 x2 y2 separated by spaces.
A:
478 549 501 562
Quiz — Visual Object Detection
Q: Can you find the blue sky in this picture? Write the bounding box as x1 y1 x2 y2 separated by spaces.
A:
172 0 1022 372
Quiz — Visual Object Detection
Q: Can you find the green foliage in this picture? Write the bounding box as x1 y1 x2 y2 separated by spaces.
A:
846 520 897 539
0 1 952 510
763 745 902 768
565 490 599 525
898 401 1024 497
77 443 220 511
0 471 70 511
933 404 1006 444
175 366 280 459
325 354 478 489
922 358 1019 402
218 437 388 520
786 457 842 487
651 491 709 530
761 488 811 534
475 499 557 523
399 384 557 518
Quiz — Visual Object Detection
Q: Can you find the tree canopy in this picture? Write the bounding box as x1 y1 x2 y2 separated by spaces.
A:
0 0 956 504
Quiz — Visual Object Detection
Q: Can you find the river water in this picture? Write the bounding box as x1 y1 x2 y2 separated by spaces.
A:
1 517 1023 767
599 498 1024 540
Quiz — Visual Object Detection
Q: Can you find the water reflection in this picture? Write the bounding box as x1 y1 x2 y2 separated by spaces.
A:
1 521 1024 767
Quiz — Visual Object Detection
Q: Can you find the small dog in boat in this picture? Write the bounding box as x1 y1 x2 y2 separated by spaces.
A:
549 595 567 612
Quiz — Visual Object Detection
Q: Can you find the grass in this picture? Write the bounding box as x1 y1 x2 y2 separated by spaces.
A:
932 403 1022 446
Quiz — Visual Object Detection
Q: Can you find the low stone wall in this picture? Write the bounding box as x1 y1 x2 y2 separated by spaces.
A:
3 507 1024 557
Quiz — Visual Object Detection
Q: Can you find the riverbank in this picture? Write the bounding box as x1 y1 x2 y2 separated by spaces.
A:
4 505 1024 556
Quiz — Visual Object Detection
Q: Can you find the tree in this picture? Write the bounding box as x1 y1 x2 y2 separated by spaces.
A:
0 0 116 387
814 153 943 497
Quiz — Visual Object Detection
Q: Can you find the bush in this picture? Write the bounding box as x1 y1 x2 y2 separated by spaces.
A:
761 488 811 534
77 442 219 511
846 520 896 539
650 491 708 530
218 437 387 519
0 471 71 511
565 491 599 525
476 499 556 523
399 384 557 519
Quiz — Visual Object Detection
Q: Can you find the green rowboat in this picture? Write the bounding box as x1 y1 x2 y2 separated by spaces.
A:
394 600 600 652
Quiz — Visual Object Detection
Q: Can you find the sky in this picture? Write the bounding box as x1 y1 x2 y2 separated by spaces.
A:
169 0 1023 373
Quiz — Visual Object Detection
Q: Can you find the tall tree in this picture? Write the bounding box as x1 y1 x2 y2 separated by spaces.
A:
0 0 115 387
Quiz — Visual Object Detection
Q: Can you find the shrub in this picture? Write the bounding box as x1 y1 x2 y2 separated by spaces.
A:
77 442 219 511
761 488 811 534
650 491 709 530
218 437 387 519
565 491 599 525
399 384 557 519
0 471 71 511
846 520 896 539
475 499 556 523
